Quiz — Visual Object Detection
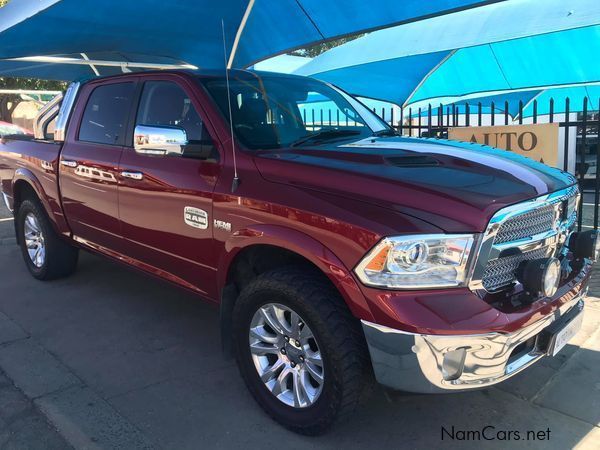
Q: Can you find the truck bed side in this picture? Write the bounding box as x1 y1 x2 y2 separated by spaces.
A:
0 136 69 235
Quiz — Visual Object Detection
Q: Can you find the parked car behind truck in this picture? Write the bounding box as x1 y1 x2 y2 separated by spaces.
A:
0 70 596 434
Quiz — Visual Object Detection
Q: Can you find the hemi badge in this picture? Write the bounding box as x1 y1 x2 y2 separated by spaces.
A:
214 219 232 232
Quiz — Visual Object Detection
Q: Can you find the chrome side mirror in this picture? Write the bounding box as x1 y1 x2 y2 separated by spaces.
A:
134 125 188 156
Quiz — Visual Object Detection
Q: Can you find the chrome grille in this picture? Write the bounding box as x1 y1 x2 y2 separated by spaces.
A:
470 185 580 293
482 247 549 292
494 185 579 246
493 205 556 244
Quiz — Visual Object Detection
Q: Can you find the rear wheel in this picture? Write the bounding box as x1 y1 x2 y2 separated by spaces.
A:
16 198 79 280
232 267 371 435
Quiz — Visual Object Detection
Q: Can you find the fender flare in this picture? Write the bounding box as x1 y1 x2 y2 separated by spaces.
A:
218 224 374 322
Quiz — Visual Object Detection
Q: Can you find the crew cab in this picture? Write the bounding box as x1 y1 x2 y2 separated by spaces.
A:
0 70 595 434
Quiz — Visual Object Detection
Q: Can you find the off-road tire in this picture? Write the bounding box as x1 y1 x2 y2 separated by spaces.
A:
232 267 371 435
16 198 79 280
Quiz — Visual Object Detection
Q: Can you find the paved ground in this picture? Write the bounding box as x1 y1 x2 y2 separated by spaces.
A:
1 201 600 449
0 370 70 450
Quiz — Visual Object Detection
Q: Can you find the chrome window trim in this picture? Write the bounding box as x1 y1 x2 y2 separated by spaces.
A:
54 82 80 142
469 185 580 293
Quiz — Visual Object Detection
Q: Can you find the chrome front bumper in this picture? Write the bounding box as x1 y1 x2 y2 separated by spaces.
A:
362 296 585 393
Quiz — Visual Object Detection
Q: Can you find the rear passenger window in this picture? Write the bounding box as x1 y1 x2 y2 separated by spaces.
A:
78 82 135 146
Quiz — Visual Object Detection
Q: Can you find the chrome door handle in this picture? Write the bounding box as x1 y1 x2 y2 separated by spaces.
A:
121 171 143 181
60 160 78 168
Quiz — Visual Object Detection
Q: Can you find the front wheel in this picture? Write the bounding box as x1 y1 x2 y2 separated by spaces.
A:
16 198 79 280
232 267 371 435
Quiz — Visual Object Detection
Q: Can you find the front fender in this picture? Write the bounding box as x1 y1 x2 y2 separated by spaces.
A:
218 224 374 322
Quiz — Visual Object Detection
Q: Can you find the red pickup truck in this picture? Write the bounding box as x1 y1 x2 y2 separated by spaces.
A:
0 70 595 434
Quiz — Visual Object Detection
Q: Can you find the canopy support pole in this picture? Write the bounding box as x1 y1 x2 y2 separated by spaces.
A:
0 89 61 95
227 0 255 69
80 53 100 76
4 56 198 70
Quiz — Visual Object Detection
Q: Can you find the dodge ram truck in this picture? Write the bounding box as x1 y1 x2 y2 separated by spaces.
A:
0 70 595 434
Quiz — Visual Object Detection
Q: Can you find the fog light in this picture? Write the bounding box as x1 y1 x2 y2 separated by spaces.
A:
570 230 600 261
518 257 561 297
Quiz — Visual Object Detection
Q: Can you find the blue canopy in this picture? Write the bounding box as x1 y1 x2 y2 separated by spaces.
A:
411 26 600 105
0 0 504 80
296 0 600 105
405 84 600 120
253 54 311 73
406 90 542 119
520 85 600 118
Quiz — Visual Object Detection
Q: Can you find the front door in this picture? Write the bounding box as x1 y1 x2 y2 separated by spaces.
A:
59 79 137 251
117 76 221 297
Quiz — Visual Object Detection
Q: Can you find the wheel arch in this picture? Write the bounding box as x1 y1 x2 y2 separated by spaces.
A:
218 224 374 356
11 169 67 242
12 169 51 215
11 172 50 244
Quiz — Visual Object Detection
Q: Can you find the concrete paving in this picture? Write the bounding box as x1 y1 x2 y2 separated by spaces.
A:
0 369 70 450
0 202 600 449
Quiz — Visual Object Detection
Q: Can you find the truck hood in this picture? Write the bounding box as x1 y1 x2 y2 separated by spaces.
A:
253 136 576 232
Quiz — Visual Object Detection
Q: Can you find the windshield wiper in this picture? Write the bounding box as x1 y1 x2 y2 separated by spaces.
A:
372 129 399 137
290 129 361 147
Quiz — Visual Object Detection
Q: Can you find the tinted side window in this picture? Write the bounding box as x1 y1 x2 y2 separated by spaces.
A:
79 82 135 145
136 81 204 141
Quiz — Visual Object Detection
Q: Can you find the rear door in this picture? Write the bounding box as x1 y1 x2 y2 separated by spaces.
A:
118 75 222 297
59 78 137 250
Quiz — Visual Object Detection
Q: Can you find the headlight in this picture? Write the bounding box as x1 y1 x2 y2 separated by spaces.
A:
354 234 476 289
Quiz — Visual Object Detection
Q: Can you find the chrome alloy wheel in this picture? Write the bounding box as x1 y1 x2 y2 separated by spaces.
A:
23 213 45 268
249 303 325 408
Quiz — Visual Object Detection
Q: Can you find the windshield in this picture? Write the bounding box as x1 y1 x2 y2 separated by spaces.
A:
201 73 390 150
